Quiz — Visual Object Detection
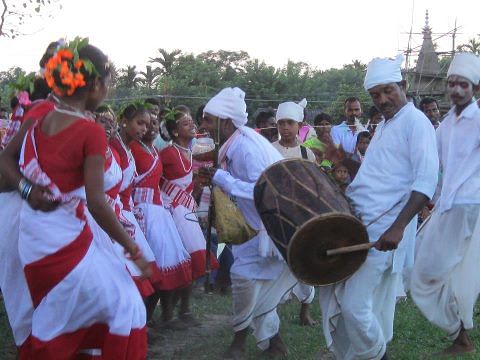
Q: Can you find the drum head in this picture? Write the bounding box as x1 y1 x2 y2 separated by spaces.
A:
287 213 369 286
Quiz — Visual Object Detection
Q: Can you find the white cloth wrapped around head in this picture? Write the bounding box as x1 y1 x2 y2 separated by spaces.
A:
447 52 480 85
204 87 249 128
364 54 404 91
275 98 307 123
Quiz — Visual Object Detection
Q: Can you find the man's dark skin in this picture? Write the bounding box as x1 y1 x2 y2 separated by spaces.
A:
344 99 362 134
366 81 431 360
367 80 430 251
198 113 289 359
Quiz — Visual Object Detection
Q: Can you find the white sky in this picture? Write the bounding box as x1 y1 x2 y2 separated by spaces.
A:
0 0 479 72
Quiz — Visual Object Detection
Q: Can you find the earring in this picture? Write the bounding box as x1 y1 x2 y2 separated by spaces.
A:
174 133 178 137
122 123 127 128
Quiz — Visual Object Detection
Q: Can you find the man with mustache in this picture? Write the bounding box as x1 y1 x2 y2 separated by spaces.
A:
330 97 367 155
318 54 439 360
411 52 480 357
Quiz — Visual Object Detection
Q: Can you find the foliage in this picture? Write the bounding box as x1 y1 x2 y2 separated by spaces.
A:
457 37 480 55
0 0 61 39
0 48 373 122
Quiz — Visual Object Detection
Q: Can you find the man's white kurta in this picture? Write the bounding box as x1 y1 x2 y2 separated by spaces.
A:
411 101 480 339
319 102 438 360
347 102 439 273
435 101 480 213
213 129 297 348
330 120 366 154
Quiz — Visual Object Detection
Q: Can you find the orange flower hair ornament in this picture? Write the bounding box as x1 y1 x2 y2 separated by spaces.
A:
44 37 97 97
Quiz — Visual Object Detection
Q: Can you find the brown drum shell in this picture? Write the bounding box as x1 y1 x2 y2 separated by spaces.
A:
254 158 369 286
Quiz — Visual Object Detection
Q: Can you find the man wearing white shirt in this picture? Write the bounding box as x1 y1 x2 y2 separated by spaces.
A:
199 87 297 359
318 55 438 360
330 97 367 154
411 53 480 357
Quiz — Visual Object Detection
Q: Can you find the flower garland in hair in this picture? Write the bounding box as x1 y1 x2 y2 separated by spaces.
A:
44 37 97 96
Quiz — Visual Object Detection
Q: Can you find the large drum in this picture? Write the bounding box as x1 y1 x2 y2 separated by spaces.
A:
254 159 369 286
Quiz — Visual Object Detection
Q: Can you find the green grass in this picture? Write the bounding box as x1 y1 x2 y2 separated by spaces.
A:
2 292 480 359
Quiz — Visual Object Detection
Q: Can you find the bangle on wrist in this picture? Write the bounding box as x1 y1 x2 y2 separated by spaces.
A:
18 178 33 200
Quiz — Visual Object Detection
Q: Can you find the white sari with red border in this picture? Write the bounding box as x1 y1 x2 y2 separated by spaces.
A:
17 125 147 360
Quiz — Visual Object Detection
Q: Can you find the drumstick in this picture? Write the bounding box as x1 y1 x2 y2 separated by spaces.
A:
326 243 375 256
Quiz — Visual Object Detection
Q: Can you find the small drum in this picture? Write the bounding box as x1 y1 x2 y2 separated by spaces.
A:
254 159 369 286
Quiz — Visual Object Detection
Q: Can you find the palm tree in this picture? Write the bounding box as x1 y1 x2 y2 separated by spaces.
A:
138 66 160 90
457 37 480 55
149 48 182 76
118 65 140 89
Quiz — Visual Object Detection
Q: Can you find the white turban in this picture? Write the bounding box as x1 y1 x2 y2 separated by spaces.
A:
275 98 307 123
204 87 248 128
447 52 480 85
363 54 404 91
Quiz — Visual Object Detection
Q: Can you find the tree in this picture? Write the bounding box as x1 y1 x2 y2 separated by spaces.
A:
117 65 141 89
457 37 480 55
149 48 182 76
198 50 250 82
0 0 61 38
138 65 160 90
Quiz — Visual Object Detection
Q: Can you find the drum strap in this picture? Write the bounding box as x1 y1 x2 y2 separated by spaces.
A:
300 145 308 160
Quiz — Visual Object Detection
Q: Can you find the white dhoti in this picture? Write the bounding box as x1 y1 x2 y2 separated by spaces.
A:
292 282 315 304
231 263 297 350
411 205 480 339
318 252 399 360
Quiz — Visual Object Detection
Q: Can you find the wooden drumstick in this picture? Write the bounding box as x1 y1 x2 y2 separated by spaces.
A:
326 243 375 256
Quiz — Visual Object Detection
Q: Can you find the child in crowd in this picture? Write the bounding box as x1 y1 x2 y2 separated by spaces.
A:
272 99 316 162
351 131 371 163
331 161 351 193
366 106 384 136
255 108 278 143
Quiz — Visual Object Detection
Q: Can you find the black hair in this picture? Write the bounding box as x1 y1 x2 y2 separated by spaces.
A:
49 44 111 98
10 96 19 110
195 104 205 125
30 77 51 101
314 112 332 125
406 93 417 107
120 103 149 122
344 96 360 107
95 104 114 114
356 131 371 144
39 41 61 69
145 98 160 107
418 97 438 112
255 109 275 128
0 107 8 113
368 105 381 119
165 105 191 139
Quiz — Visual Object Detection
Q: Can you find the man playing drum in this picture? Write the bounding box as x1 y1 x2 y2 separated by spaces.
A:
198 87 297 359
318 55 439 360
411 53 480 357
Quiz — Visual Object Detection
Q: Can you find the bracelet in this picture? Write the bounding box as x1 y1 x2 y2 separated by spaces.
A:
18 178 33 200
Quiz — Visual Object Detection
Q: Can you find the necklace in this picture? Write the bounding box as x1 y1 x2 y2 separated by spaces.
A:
50 94 93 120
139 140 157 158
173 143 192 173
117 134 134 164
54 106 89 119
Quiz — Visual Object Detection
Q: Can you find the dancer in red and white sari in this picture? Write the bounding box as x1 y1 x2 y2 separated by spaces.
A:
1 42 149 359
0 99 54 359
120 104 192 327
161 106 219 325
95 106 155 299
